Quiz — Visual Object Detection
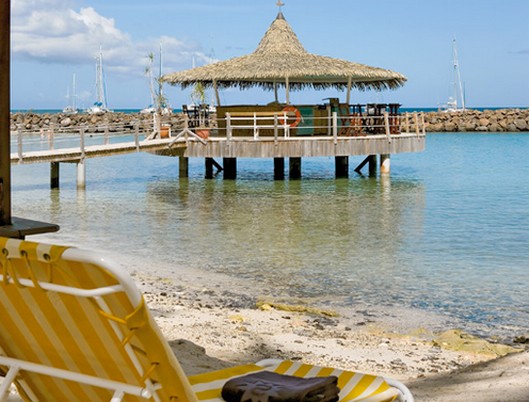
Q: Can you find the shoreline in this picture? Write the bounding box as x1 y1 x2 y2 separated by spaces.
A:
137 272 529 401
6 236 526 401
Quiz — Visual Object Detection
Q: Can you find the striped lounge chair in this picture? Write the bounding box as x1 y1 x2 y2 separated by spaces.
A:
0 237 413 401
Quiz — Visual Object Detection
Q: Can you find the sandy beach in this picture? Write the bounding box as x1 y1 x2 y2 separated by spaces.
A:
2 247 528 402
134 272 529 402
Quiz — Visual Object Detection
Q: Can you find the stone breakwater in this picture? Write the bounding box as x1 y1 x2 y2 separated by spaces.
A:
421 108 529 132
10 112 185 133
9 108 529 134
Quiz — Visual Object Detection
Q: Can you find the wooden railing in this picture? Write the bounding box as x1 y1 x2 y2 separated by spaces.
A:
10 122 168 164
217 111 426 141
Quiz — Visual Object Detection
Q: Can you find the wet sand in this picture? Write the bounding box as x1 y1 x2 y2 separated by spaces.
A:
138 273 529 401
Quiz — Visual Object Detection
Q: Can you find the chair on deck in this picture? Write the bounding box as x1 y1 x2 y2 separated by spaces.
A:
0 237 413 402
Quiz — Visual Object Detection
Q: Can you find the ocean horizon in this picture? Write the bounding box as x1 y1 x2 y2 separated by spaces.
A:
10 106 529 115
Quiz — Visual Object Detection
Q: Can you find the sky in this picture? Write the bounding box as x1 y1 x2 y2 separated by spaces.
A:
10 0 529 110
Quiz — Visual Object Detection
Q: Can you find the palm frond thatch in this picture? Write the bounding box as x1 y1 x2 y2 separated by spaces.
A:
162 12 406 92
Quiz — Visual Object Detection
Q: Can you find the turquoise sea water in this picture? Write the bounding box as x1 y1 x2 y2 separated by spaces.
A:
10 133 529 341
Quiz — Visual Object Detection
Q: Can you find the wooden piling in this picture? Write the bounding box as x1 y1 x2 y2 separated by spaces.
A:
289 157 301 179
380 154 390 174
205 158 214 179
223 157 237 180
76 160 86 189
368 155 377 176
50 162 59 189
335 156 349 178
179 157 189 178
274 157 285 180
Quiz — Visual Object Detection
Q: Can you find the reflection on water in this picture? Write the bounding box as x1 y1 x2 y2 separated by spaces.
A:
144 175 425 301
10 134 529 339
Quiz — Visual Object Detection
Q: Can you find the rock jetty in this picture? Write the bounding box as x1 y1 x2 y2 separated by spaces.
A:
10 112 185 134
9 108 529 134
421 108 529 132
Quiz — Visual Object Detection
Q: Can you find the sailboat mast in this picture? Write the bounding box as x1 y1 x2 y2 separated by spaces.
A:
95 46 108 109
158 42 163 104
96 48 102 105
72 73 77 110
452 39 465 111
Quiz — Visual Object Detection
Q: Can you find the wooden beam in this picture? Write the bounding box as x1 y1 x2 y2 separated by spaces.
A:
0 0 11 225
346 77 352 105
213 80 221 106
285 76 290 105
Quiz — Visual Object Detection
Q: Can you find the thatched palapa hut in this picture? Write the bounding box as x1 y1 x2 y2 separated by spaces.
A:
160 6 424 180
162 11 406 105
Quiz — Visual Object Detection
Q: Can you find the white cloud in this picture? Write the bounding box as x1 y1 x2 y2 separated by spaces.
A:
11 0 209 76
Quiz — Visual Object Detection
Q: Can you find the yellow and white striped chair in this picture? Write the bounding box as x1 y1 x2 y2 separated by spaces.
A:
0 237 413 402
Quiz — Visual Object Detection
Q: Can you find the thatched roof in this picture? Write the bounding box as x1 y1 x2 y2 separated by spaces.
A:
162 12 406 92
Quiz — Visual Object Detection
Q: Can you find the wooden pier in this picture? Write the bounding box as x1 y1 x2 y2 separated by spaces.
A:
10 106 426 186
161 106 426 179
10 124 185 189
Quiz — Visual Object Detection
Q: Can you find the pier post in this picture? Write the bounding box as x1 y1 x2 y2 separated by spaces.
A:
76 160 86 189
274 157 285 180
50 162 59 189
179 157 189 178
223 157 237 180
335 156 349 178
368 155 377 176
205 158 214 179
380 154 390 174
289 157 301 179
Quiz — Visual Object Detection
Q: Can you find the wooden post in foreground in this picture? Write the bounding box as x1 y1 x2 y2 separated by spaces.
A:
0 0 11 225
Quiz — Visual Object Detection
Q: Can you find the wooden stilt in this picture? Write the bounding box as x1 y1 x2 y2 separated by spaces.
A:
205 158 213 179
76 160 86 189
368 155 377 176
50 162 59 189
274 157 285 180
335 156 349 178
380 154 390 174
289 157 301 179
179 157 188 178
223 158 237 180
355 155 377 176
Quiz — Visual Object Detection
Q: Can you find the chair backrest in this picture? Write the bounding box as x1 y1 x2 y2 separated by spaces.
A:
0 237 198 402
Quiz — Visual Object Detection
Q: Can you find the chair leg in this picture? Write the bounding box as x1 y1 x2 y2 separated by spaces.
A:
0 366 19 402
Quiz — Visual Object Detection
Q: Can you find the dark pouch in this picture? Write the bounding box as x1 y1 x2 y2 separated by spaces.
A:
221 370 340 402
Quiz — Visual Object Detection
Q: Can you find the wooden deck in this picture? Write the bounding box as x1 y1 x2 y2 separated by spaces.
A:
175 133 425 158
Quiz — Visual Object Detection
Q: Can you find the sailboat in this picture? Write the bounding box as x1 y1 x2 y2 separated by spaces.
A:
140 52 157 114
142 43 172 114
86 46 111 114
442 39 466 112
62 73 79 114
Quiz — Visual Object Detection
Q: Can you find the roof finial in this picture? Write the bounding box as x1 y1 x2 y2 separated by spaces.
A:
276 0 285 11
